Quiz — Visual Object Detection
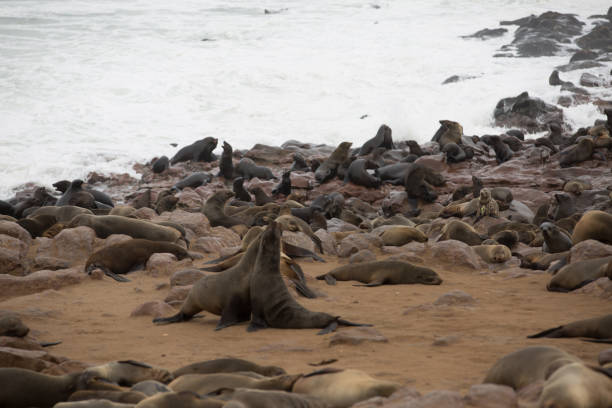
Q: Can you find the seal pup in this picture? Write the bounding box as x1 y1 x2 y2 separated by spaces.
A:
153 233 262 329
69 215 181 242
572 210 612 245
232 178 251 202
202 190 245 228
472 245 512 263
235 158 275 180
218 141 234 179
172 173 212 191
316 261 442 286
358 124 394 155
249 186 274 206
248 221 370 334
56 179 96 209
431 120 463 148
169 373 300 395
292 368 400 408
528 314 612 340
315 142 352 183
482 346 581 390
442 142 467 163
85 239 191 282
85 361 173 386
170 137 218 164
290 152 310 172
344 159 380 188
152 156 170 174
474 188 499 222
271 170 292 196
172 358 285 378
547 256 612 292
540 222 572 253
537 362 612 408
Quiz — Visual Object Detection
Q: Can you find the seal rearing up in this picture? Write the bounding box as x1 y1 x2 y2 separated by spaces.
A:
248 221 371 335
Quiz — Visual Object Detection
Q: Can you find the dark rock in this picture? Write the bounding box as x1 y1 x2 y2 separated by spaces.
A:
576 22 612 51
493 92 563 133
580 72 607 87
570 49 599 62
462 28 508 39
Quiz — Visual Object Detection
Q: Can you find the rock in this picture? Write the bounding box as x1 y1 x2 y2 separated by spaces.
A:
462 28 507 39
0 336 44 351
429 241 485 270
570 49 598 62
464 384 517 408
504 200 534 224
433 290 477 307
382 191 411 217
170 269 205 286
164 285 192 305
282 231 315 253
0 268 84 300
350 249 376 263
244 144 292 165
0 312 29 337
573 277 612 299
191 227 240 255
290 172 313 189
175 189 203 210
327 218 360 232
570 240 612 262
576 23 612 52
555 60 604 72
133 207 157 219
0 346 50 371
329 327 388 346
156 210 210 236
599 349 612 366
0 237 26 275
338 233 383 258
415 154 449 174
47 226 96 263
352 387 421 408
0 221 32 246
145 253 178 277
315 229 337 256
412 390 465 408
579 72 607 87
130 301 175 318
493 92 563 133
432 335 460 347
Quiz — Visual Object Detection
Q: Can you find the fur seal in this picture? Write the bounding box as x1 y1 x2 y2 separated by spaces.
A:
248 221 370 334
235 158 275 180
442 142 467 163
490 230 519 248
169 373 299 395
56 179 96 209
213 388 327 408
153 232 261 329
501 134 523 152
315 142 352 183
218 141 234 179
85 360 174 386
437 220 485 246
134 391 224 408
481 135 513 164
528 314 612 340
232 178 251 202
152 156 170 174
547 256 612 292
272 171 292 196
538 362 612 408
0 200 14 216
358 124 394 155
432 120 463 148
344 159 380 188
69 215 181 242
85 239 191 282
276 214 323 252
170 137 218 164
68 390 146 404
290 152 309 172
155 191 178 215
17 214 58 238
404 163 437 203
405 140 427 156
475 188 499 221
292 368 400 408
572 210 612 245
316 260 442 286
472 245 511 263
130 380 171 396
518 251 568 270
541 222 572 253
548 192 575 221
563 179 591 195
250 186 273 206
482 346 581 390
172 173 212 191
0 367 120 408
173 358 285 378
54 180 114 208
379 226 428 246
202 190 244 228
559 137 593 168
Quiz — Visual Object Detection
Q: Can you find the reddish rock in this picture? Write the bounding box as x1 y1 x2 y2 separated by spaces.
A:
164 285 192 304
0 268 84 300
104 234 133 247
133 207 157 219
0 311 29 337
327 218 360 232
145 253 178 277
175 189 203 210
314 229 337 256
570 239 612 263
598 349 612 366
573 277 612 299
329 327 388 346
416 154 449 174
464 384 517 408
130 301 175 318
433 290 477 307
155 210 211 236
429 241 485 270
413 390 465 408
0 346 50 371
191 227 240 255
0 336 44 351
290 172 313 189
0 240 24 276
170 269 206 286
244 144 292 165
350 249 376 263
0 221 32 246
282 231 315 252
338 233 383 258
47 226 96 263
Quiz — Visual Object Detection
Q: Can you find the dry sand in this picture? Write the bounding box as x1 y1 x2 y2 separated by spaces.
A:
0 252 607 394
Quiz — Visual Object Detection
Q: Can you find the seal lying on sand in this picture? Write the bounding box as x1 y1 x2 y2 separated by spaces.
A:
173 358 285 378
528 314 612 341
316 261 442 287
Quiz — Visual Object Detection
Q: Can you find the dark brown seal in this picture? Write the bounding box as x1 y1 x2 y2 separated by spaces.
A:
358 124 394 155
218 141 234 179
17 214 58 238
248 221 370 334
528 314 612 340
235 158 275 180
572 210 612 245
85 360 174 386
173 358 285 378
315 142 352 183
172 173 212 191
202 190 245 228
85 239 191 282
170 137 218 164
404 163 437 203
547 256 612 292
316 261 442 287
56 179 96 209
540 222 572 253
152 156 170 173
69 214 181 242
232 178 251 202
344 159 380 188
272 170 292 196
559 137 593 168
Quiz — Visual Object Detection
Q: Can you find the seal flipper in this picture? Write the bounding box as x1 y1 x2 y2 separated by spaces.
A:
527 325 564 338
291 278 317 299
317 320 338 335
101 268 131 283
337 318 372 328
153 312 193 325
215 297 250 331
583 338 612 344
247 314 268 332
353 280 384 287
323 274 337 285
40 341 62 347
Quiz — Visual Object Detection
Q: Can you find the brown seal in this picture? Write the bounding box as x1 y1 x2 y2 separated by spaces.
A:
135 391 224 408
248 221 370 334
109 205 137 217
170 137 218 164
153 233 262 329
30 205 93 223
475 188 499 221
315 142 352 183
173 358 285 378
85 360 174 386
437 220 485 246
218 141 234 179
69 215 181 242
547 256 612 292
563 179 591 195
483 346 581 390
169 373 300 395
572 210 612 245
0 367 121 408
56 401 135 407
431 120 462 148
472 245 511 264
249 186 274 206
292 368 400 408
518 251 569 270
202 190 245 228
152 155 169 174
85 239 191 282
538 362 612 408
344 159 381 188
358 124 394 155
316 260 442 287
213 388 327 408
559 137 594 168
235 158 275 180
490 230 519 248
540 222 572 253
528 314 612 340
17 214 58 238
68 390 146 404
275 214 323 252
379 226 428 246
56 179 96 209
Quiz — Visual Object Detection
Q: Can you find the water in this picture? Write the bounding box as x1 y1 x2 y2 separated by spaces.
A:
0 0 610 197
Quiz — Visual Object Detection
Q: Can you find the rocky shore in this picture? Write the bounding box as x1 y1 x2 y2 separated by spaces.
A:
1 7 612 408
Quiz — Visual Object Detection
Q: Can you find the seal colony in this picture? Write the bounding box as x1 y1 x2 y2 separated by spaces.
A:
1 6 612 407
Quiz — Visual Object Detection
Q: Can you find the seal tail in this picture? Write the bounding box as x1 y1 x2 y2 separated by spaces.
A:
337 318 372 328
527 325 564 338
288 263 317 299
582 338 612 344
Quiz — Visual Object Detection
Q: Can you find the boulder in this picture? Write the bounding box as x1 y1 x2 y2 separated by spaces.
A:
145 253 178 277
0 268 84 300
338 233 383 258
170 269 205 287
433 290 477 307
493 92 563 133
464 384 517 408
350 249 376 263
329 327 388 346
315 229 337 256
570 240 612 262
130 301 175 318
429 241 485 270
